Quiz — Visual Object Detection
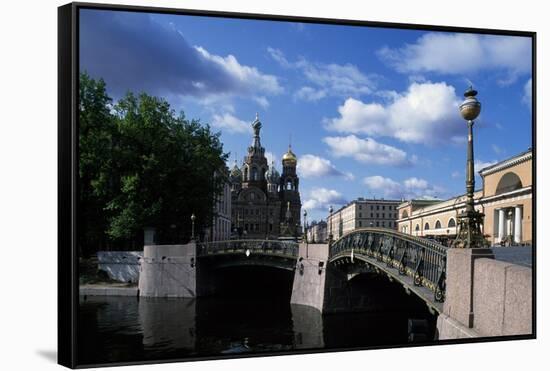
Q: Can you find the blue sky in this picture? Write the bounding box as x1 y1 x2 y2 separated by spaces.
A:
80 9 533 222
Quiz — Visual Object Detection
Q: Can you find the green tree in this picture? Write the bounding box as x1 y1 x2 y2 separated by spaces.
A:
78 73 228 255
78 72 116 255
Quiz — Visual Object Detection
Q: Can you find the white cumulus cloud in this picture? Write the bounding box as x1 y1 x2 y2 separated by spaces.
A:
293 87 327 102
196 46 283 96
324 81 464 145
323 135 413 167
522 78 532 109
378 33 531 84
211 113 252 134
268 47 376 101
474 159 498 173
303 188 347 211
297 154 354 180
363 175 444 200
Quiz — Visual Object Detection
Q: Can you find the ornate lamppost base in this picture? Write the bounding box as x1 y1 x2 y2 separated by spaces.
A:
452 210 489 249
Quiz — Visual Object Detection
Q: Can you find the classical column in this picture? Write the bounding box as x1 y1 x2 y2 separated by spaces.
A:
514 206 522 244
498 209 505 243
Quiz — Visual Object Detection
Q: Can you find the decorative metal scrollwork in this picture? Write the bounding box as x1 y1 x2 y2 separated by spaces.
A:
328 228 448 303
413 249 424 286
367 234 374 250
434 262 446 302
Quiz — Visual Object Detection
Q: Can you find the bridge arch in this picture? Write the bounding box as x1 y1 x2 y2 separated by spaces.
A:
328 228 448 313
197 240 299 272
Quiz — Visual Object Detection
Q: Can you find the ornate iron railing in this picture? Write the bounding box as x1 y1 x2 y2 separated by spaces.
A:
329 228 448 302
197 239 299 259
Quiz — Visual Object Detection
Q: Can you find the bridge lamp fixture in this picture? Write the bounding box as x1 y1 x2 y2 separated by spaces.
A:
318 261 325 275
452 87 486 249
245 249 251 257
191 213 196 240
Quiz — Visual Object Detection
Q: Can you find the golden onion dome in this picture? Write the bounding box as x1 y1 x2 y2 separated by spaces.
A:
282 145 297 164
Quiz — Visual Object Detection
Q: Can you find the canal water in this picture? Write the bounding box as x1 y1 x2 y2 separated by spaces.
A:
78 295 434 365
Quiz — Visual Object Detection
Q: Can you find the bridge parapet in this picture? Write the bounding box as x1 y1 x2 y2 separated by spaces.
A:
197 239 299 259
329 228 448 304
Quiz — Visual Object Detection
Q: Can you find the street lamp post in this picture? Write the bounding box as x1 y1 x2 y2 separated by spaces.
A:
328 205 334 245
303 210 308 257
452 87 487 249
191 213 196 241
303 210 308 241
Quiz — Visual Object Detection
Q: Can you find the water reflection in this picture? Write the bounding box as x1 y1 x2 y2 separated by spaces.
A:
138 297 196 353
78 294 429 366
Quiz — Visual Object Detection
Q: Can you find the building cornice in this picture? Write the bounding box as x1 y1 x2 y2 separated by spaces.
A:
479 150 532 177
397 186 532 223
480 186 532 204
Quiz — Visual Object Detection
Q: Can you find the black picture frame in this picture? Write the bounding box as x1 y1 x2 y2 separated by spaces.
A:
58 2 536 368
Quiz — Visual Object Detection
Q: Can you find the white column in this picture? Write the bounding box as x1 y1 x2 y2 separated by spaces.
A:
498 209 505 242
514 206 522 244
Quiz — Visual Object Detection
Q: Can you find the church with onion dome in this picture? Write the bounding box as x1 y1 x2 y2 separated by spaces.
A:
229 114 302 240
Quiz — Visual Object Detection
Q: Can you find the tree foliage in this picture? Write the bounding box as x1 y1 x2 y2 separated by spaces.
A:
78 73 227 255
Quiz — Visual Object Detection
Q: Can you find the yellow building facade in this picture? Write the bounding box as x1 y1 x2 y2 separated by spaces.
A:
397 149 532 246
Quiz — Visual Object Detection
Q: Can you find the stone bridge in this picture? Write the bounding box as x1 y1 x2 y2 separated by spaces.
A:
136 228 532 339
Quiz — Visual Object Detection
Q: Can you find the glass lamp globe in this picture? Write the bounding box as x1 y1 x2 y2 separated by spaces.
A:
459 86 481 121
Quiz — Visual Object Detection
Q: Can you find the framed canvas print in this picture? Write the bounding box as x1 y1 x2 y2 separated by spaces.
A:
58 2 536 368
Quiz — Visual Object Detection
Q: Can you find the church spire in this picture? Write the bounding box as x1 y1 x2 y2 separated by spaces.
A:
251 113 262 149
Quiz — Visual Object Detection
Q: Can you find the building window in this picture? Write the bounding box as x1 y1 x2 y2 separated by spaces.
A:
415 224 420 231
370 205 373 210
382 213 385 218
382 221 385 227
424 222 430 230
382 206 385 210
376 221 379 227
376 213 379 218
359 212 362 218
448 218 456 228
370 213 373 218
376 205 379 210
435 220 442 229
359 221 362 227
359 205 362 210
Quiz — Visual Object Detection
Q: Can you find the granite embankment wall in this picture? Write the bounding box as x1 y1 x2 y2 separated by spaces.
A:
437 248 532 339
